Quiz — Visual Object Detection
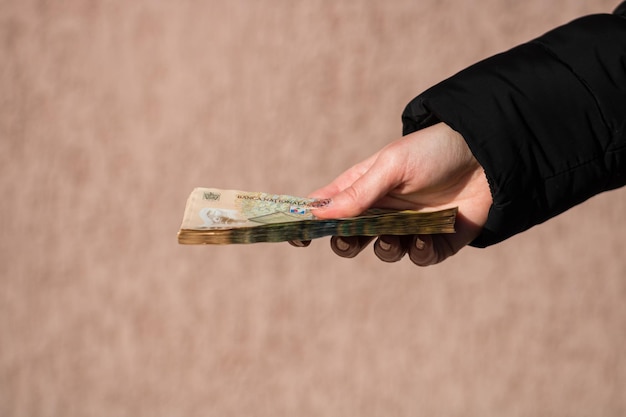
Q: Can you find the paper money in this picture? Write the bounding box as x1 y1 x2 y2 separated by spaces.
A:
177 187 458 244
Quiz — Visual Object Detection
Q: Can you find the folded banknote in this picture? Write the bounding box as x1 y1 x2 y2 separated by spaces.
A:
177 187 457 244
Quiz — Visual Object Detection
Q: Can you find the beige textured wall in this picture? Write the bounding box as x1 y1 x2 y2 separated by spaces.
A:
1 1 625 416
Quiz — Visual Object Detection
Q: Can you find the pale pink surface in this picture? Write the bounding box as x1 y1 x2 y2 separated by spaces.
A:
1 1 625 416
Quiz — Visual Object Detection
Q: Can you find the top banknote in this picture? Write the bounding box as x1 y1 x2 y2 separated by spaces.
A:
177 188 457 244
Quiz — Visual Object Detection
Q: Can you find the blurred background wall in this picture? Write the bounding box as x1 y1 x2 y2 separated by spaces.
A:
1 0 625 415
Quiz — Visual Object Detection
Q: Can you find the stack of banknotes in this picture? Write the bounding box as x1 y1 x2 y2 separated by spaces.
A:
177 187 458 244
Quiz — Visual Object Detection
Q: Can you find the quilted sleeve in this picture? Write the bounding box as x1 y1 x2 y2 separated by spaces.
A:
402 9 626 247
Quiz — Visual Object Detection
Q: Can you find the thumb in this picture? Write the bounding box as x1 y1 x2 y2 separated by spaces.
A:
312 159 398 219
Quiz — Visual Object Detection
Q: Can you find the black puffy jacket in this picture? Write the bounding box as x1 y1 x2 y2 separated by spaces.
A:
402 2 626 247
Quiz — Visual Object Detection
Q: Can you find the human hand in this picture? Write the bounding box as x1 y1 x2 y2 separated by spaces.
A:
291 122 493 265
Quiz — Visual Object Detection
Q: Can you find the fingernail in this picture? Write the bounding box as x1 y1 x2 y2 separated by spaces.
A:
310 198 331 209
331 236 375 258
415 237 426 250
373 236 406 263
334 237 351 251
378 237 392 251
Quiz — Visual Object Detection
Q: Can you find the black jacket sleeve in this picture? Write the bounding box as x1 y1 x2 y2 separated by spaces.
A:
401 3 626 248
